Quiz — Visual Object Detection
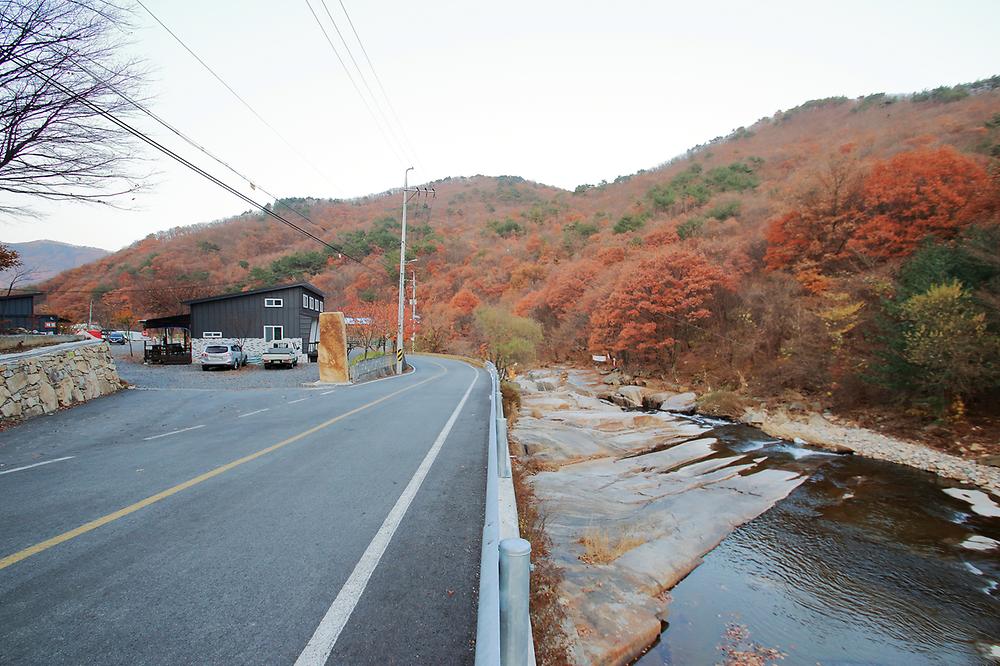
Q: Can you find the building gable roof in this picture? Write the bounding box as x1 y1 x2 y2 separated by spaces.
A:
182 282 325 306
0 292 42 301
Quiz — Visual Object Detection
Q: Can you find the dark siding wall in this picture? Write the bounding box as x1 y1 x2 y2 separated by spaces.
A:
191 286 323 340
0 296 35 330
0 296 35 317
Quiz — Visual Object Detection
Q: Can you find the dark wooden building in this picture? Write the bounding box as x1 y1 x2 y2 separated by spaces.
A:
0 292 43 332
183 283 326 362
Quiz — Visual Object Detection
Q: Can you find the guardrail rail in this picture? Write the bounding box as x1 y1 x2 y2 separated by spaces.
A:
476 363 535 666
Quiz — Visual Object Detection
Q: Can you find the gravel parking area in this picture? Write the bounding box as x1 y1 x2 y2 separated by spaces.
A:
109 342 319 389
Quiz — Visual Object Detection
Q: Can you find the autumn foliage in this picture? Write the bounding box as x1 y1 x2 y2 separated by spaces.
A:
850 146 991 257
36 82 1000 418
589 248 731 366
765 146 994 289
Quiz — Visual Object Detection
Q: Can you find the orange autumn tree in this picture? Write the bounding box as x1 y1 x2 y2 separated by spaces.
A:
532 259 602 327
764 146 865 290
589 248 731 368
848 146 991 258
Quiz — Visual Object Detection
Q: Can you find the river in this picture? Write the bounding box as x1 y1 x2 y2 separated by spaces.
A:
635 418 1000 665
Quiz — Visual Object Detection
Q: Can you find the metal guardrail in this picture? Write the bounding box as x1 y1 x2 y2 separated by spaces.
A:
476 363 534 666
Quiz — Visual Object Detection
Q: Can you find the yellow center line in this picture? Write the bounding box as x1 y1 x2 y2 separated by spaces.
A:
0 366 448 572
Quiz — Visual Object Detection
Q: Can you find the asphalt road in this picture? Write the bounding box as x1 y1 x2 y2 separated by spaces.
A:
0 356 489 665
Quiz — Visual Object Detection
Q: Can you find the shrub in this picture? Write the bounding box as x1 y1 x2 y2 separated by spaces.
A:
705 162 759 192
488 218 526 238
613 212 648 234
898 281 1000 412
707 201 741 220
677 217 705 239
913 85 969 103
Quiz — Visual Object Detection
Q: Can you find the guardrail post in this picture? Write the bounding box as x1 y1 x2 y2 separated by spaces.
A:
496 375 512 479
499 538 531 666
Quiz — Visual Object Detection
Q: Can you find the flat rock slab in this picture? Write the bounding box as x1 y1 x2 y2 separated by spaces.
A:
514 368 808 666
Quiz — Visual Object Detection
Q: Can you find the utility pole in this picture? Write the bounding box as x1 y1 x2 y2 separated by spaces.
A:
396 170 435 374
89 299 93 330
396 167 412 375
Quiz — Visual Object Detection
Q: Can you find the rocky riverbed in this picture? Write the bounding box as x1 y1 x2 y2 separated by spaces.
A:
512 366 1000 665
512 369 819 665
594 372 1000 496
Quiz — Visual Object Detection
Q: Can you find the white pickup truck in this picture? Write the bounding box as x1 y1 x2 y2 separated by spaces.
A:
262 343 299 369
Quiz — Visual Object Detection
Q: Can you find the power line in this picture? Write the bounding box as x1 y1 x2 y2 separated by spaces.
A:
74 55 333 237
317 0 413 165
13 56 376 272
336 0 423 171
135 0 339 192
303 0 408 165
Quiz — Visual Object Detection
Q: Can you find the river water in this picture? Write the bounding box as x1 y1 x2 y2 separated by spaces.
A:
635 418 1000 665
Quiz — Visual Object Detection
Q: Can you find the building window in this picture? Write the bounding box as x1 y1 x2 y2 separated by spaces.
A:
265 298 283 308
264 325 284 342
311 296 318 310
319 301 323 312
204 331 223 338
303 294 309 308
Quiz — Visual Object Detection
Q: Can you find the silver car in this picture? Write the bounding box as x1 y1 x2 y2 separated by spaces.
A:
199 343 247 370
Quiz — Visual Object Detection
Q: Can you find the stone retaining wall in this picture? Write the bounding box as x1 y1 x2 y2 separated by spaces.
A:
0 340 123 423
349 354 396 383
192 337 306 364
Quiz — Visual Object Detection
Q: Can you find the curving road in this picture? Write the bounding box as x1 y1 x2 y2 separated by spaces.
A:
0 356 489 665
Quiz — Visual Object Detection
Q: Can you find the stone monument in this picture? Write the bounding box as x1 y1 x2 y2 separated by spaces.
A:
317 311 350 383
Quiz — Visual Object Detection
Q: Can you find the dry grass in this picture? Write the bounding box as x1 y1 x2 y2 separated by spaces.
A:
578 525 646 564
511 457 572 664
500 380 521 423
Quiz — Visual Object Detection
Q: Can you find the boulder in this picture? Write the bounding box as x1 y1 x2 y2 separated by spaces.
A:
602 371 623 386
615 386 647 409
658 391 697 414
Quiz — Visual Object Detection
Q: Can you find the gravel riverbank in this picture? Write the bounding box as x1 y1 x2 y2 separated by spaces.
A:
740 407 1000 496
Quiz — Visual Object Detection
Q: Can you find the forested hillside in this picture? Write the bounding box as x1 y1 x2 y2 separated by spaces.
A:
42 78 1000 424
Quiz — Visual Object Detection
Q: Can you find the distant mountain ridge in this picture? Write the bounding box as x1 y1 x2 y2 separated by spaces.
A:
3 240 109 284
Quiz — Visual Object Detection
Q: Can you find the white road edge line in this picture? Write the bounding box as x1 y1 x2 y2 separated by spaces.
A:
142 424 206 441
288 398 308 404
320 390 336 395
0 456 75 476
295 368 480 666
238 408 270 419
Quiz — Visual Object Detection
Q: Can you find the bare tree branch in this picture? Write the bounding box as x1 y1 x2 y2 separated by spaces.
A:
0 0 149 216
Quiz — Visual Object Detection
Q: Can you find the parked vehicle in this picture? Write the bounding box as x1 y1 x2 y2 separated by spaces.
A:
107 331 126 345
262 343 298 369
199 343 247 370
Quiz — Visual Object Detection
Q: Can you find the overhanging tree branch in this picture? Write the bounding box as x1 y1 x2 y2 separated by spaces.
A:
0 0 148 215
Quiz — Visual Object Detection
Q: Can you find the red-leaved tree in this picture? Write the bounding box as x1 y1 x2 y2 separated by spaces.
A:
588 248 732 368
848 146 991 258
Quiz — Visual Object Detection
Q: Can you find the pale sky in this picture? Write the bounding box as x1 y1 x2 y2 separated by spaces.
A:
4 0 999 250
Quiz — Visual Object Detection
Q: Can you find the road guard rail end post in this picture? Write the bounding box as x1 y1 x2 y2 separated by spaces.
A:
476 363 535 666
